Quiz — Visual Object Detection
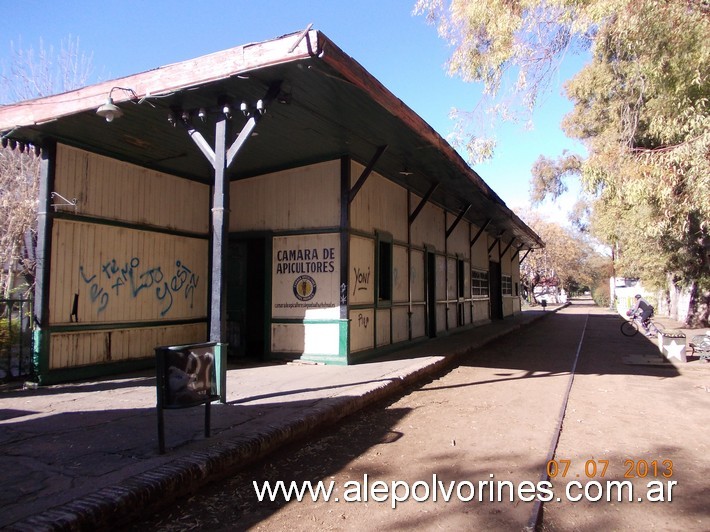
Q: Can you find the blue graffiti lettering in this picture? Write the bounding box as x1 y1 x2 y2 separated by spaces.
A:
80 266 109 312
80 257 198 316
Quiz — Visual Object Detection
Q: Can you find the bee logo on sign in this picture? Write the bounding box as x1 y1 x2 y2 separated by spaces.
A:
293 275 317 301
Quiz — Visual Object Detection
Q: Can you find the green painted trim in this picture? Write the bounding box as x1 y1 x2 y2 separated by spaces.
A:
32 329 49 383
53 212 209 240
214 342 227 403
48 318 208 333
271 318 347 325
339 319 349 358
298 353 349 366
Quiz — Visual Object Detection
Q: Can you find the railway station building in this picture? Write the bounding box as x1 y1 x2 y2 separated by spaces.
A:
0 29 544 384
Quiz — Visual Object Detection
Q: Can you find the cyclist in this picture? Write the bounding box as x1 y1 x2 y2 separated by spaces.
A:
628 294 655 336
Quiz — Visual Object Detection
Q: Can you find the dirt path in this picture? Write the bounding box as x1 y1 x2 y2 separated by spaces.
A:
133 301 710 531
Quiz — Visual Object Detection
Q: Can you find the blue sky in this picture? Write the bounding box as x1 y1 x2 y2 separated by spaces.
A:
0 0 586 215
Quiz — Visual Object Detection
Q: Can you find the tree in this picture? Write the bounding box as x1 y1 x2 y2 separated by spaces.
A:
0 36 94 297
519 215 611 304
416 0 710 326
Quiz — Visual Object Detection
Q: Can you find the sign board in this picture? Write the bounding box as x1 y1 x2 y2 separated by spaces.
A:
272 233 340 319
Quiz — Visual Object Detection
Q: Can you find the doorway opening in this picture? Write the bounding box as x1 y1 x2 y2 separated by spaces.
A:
226 238 266 359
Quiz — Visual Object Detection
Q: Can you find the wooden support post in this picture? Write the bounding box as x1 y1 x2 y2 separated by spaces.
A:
209 115 229 345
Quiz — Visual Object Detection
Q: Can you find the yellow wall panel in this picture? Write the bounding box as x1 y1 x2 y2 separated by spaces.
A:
471 227 489 270
349 309 374 352
49 323 206 369
392 306 409 344
230 161 340 232
392 244 408 303
411 306 426 339
49 220 208 325
472 299 490 324
54 145 209 234
410 197 445 250
350 165 407 241
349 235 374 305
446 214 470 256
410 250 424 302
376 309 391 347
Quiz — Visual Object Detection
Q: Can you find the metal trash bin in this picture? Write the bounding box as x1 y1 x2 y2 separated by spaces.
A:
658 330 686 362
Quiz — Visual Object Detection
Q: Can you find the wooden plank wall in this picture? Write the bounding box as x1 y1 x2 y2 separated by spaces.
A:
49 220 208 324
348 160 520 355
230 160 340 231
47 145 210 369
55 145 209 233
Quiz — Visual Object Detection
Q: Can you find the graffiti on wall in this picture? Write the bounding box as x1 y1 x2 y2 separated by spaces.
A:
352 266 370 296
79 257 199 316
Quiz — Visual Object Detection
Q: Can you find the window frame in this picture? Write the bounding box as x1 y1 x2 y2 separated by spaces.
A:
502 274 513 296
471 268 490 299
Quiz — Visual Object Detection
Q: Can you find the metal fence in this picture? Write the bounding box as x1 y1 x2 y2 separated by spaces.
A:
1 298 34 382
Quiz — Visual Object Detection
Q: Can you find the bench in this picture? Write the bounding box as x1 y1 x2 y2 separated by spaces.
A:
689 334 710 361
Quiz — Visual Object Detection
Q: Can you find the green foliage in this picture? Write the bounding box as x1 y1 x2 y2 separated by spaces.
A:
564 0 710 308
591 282 610 308
0 317 20 351
417 0 710 324
519 214 612 299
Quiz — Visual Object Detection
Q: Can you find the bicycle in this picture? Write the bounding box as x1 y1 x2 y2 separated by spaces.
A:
620 310 665 337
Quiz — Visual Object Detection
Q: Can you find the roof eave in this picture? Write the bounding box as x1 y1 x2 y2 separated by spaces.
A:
0 30 319 133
